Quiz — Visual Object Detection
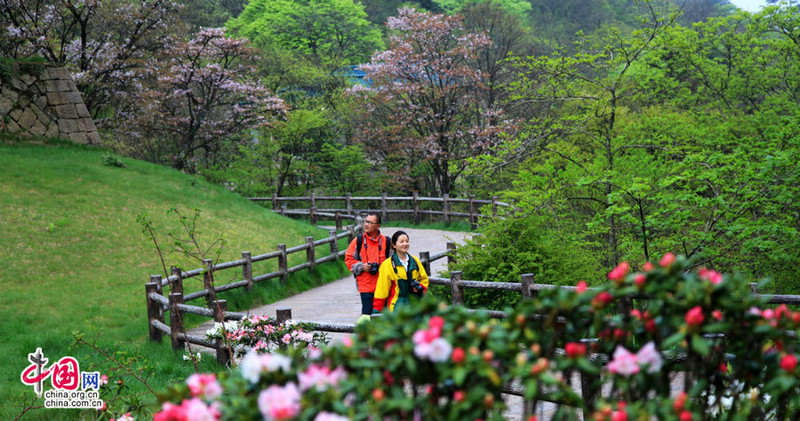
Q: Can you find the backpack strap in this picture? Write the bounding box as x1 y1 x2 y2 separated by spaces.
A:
354 234 364 261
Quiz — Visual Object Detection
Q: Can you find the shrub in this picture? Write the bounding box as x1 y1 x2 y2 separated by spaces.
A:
155 254 800 420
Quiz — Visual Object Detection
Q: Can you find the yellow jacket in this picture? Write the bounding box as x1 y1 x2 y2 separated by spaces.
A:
373 253 429 312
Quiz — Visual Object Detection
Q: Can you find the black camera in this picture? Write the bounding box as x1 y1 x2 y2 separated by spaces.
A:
409 279 424 297
369 262 380 275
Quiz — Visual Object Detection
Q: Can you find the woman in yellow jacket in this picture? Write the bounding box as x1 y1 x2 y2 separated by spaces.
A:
373 230 429 312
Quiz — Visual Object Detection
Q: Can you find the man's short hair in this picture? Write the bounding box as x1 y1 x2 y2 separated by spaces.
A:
366 213 381 224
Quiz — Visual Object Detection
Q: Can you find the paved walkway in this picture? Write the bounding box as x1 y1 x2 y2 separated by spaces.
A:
190 227 471 335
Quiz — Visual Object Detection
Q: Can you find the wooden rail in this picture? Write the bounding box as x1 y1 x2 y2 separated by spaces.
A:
250 193 511 229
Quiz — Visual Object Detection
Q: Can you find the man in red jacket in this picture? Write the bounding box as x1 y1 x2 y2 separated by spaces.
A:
345 213 392 324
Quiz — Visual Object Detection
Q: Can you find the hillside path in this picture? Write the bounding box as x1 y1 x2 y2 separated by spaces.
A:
190 227 472 337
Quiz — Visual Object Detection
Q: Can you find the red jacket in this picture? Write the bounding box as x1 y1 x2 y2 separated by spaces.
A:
344 232 390 293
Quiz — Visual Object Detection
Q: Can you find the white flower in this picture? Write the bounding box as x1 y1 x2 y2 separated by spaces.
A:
635 341 663 373
427 337 453 362
240 350 292 384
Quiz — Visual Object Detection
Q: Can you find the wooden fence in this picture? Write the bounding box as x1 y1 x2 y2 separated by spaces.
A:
249 193 511 228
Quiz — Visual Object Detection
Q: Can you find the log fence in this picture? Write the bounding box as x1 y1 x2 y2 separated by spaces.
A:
250 193 511 229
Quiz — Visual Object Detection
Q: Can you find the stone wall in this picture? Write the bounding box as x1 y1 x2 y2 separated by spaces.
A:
0 63 101 145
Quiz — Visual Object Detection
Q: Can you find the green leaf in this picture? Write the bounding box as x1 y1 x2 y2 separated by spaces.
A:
690 334 710 356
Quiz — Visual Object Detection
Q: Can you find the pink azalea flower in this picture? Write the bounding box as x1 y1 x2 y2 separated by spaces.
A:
99 374 109 385
427 337 453 362
607 262 630 282
612 410 628 421
635 342 663 373
342 336 353 347
258 382 301 421
634 274 646 288
607 346 640 376
298 364 347 392
118 413 135 421
182 398 221 421
576 281 588 293
685 306 705 327
153 402 187 421
698 268 723 285
565 342 587 358
660 252 676 267
781 354 798 373
186 373 222 401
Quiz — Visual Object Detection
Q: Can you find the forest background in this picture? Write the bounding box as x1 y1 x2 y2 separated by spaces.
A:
2 0 798 296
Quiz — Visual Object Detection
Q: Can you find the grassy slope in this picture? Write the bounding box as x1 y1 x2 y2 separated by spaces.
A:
0 140 347 419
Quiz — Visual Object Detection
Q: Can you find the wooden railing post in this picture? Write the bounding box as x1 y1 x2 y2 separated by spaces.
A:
280 203 287 217
169 292 186 351
212 299 232 366
151 275 163 319
278 244 287 284
469 195 477 230
419 251 431 277
272 193 279 211
450 271 464 306
203 259 217 307
170 266 184 296
329 230 338 262
492 196 498 217
345 193 353 215
520 273 534 301
306 236 315 272
146 281 163 343
581 368 600 414
443 193 450 224
310 193 317 225
242 251 253 291
412 191 420 225
347 225 356 244
381 192 388 223
277 307 292 323
447 242 456 272
335 211 342 231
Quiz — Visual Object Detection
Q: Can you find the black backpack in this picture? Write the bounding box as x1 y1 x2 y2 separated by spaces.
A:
354 233 392 261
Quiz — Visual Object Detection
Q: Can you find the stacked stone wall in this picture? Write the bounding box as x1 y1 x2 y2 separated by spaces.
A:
0 63 101 145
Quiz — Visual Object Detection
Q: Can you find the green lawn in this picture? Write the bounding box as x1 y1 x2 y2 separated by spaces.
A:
0 139 348 420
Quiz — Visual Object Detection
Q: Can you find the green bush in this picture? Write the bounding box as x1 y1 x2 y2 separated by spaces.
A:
153 254 800 419
438 213 602 309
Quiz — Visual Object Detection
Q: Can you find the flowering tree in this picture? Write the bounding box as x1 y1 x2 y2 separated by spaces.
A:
116 28 285 172
349 7 515 195
1 0 182 118
155 253 800 419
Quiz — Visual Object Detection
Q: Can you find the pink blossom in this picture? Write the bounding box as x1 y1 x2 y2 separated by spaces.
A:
186 373 222 401
153 402 187 421
298 364 347 392
698 268 723 285
182 398 221 421
607 262 630 282
118 413 135 421
660 253 676 267
258 382 301 421
635 342 663 373
612 410 628 421
781 354 798 373
342 336 354 347
100 374 109 385
427 337 453 362
685 306 705 327
634 274 646 288
607 346 640 376
576 281 588 293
